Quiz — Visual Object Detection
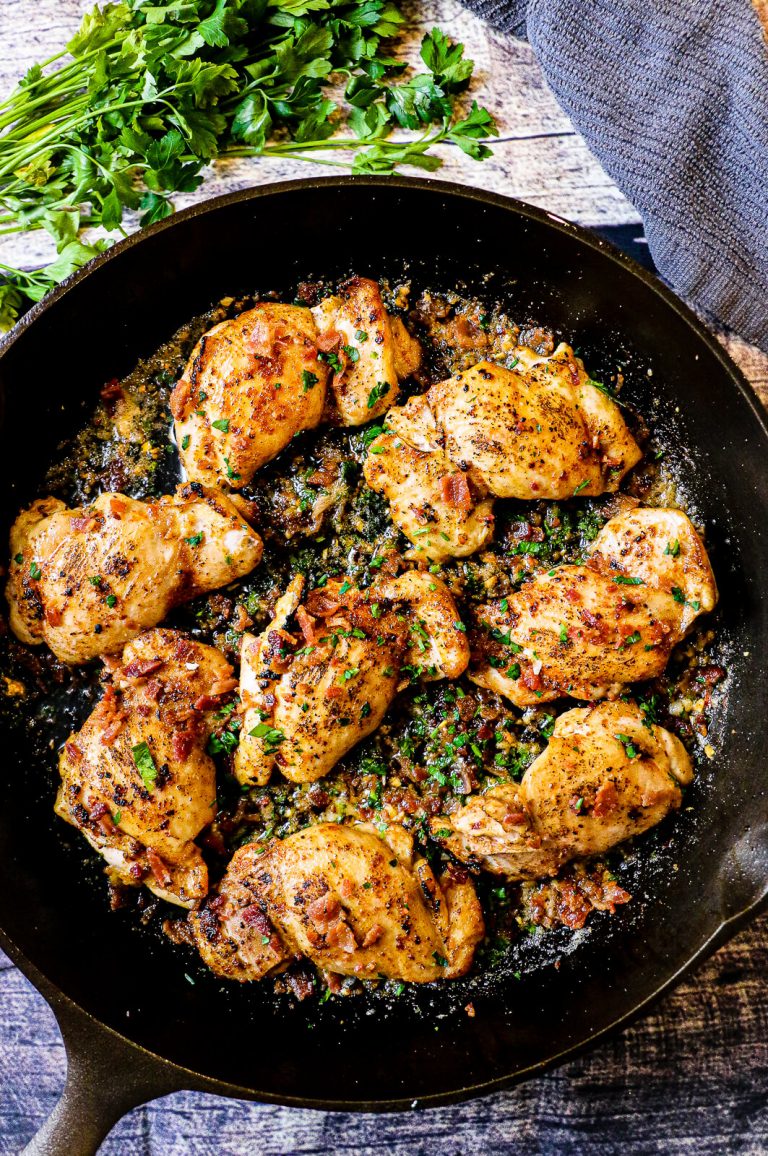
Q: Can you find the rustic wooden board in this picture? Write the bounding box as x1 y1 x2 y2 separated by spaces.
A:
1 1 767 1152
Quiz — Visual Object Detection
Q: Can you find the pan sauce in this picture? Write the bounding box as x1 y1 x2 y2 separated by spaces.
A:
0 272 726 1003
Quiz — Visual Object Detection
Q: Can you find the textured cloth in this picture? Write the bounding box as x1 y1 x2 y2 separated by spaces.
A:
462 0 768 351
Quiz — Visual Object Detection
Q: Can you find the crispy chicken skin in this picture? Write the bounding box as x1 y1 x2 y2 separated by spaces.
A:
7 484 262 664
431 701 693 880
56 630 236 907
470 507 717 706
364 344 642 561
312 276 421 425
234 571 470 787
189 822 484 983
172 303 329 488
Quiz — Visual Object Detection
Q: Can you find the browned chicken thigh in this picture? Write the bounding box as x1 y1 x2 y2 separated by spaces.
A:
189 822 484 983
56 630 236 906
234 570 469 786
312 276 421 424
470 507 717 706
172 303 329 489
431 701 692 880
7 484 262 664
364 344 642 562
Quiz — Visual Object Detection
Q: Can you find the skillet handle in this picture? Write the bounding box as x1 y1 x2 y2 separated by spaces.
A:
22 998 187 1156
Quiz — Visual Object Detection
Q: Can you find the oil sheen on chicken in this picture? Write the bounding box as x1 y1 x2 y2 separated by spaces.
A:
364 344 642 562
6 484 263 664
431 701 693 880
56 630 237 906
171 303 329 489
470 507 718 705
189 822 484 983
234 570 469 786
311 276 422 425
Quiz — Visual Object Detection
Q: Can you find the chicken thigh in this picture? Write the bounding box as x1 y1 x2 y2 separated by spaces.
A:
312 276 421 424
431 701 692 880
234 570 469 786
7 484 262 664
364 345 642 561
172 303 329 489
56 630 236 906
189 822 484 983
470 507 717 706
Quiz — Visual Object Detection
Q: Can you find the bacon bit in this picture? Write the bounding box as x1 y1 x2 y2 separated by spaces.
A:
45 605 63 627
209 677 237 697
100 378 124 401
108 496 127 518
325 685 342 700
465 1002 476 1018
145 848 173 889
339 878 354 900
70 515 98 533
89 801 109 820
324 971 343 994
65 741 82 763
232 604 253 633
101 717 125 746
564 588 581 605
294 604 317 645
521 668 542 692
326 921 358 954
241 904 272 935
285 969 315 1001
172 729 194 761
361 924 384 948
163 917 196 946
501 810 527 830
305 589 342 617
193 693 227 712
567 358 581 386
698 664 726 687
128 862 145 881
143 678 162 703
440 472 472 511
593 781 620 817
316 328 342 353
169 378 191 420
580 608 603 631
173 637 197 663
122 658 164 680
308 893 341 924
307 464 337 487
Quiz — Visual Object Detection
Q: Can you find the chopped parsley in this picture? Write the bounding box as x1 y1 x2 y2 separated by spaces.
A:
367 381 390 409
132 742 158 791
185 533 203 547
302 370 319 392
181 434 190 451
616 733 639 759
665 539 680 557
29 562 41 580
613 575 644 586
211 418 230 433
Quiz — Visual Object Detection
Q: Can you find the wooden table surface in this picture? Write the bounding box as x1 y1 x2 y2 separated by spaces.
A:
1 2 767 1152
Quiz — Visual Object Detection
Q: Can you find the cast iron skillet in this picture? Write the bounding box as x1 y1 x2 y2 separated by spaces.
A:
1 178 768 1155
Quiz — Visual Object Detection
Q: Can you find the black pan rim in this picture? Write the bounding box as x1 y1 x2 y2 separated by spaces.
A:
2 174 767 1113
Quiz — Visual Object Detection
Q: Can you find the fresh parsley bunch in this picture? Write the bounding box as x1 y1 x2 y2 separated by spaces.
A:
0 0 496 328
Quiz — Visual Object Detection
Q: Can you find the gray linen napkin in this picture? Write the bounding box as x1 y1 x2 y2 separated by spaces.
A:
462 0 768 350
